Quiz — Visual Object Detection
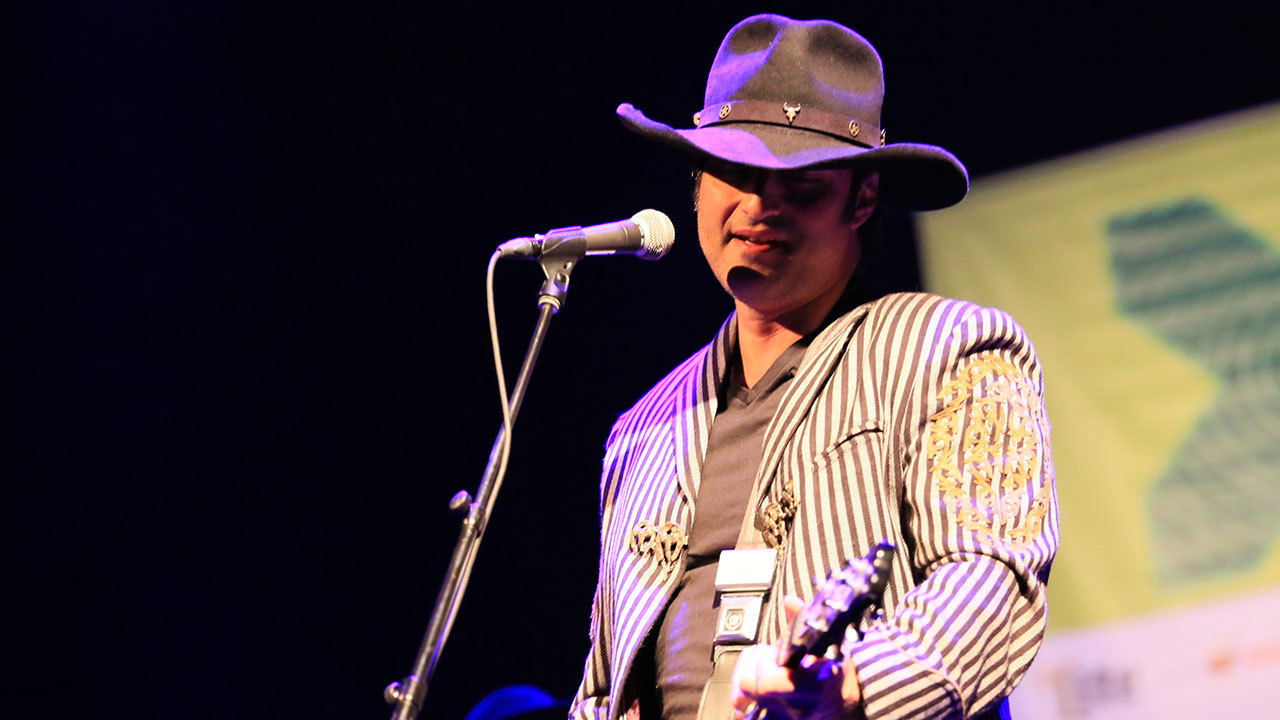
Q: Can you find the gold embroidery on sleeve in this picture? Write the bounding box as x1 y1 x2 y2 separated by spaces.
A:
927 353 1053 550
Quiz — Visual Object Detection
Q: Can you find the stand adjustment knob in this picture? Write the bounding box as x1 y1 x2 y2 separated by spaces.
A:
448 490 473 515
384 680 405 704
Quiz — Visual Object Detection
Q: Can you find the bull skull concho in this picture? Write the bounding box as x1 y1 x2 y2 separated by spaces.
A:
761 479 798 548
628 520 688 579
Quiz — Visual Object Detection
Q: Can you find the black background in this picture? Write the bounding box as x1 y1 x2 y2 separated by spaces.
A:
10 2 1274 718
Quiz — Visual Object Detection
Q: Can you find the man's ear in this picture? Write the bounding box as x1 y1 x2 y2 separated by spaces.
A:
850 171 879 228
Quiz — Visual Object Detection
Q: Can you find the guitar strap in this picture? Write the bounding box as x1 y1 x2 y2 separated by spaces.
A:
695 480 777 720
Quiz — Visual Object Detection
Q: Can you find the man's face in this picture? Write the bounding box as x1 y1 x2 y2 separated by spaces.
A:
696 160 871 323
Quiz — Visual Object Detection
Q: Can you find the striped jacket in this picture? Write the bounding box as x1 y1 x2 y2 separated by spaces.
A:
571 292 1059 719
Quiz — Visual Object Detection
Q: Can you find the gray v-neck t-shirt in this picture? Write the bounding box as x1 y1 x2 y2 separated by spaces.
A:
652 339 809 719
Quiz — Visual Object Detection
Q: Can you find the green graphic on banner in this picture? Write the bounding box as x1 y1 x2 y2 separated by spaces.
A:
1106 199 1280 586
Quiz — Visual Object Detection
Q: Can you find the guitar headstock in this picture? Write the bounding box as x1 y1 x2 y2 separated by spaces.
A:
777 541 895 669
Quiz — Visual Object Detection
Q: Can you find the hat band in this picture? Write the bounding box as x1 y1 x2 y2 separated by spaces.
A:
692 100 884 148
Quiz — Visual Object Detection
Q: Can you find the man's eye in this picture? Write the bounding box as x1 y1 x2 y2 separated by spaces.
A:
720 168 755 187
704 162 752 187
785 183 829 205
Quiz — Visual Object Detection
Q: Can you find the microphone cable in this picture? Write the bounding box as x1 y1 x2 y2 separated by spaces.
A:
484 249 514 521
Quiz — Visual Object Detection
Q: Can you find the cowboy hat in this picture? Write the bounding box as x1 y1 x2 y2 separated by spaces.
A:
617 14 968 210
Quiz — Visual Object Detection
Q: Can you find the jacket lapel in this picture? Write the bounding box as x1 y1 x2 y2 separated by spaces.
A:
608 316 736 709
671 314 735 507
753 306 870 525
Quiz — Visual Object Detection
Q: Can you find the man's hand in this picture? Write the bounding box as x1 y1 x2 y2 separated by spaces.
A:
729 596 865 720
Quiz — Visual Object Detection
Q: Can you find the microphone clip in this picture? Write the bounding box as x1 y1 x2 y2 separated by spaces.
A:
536 250 578 313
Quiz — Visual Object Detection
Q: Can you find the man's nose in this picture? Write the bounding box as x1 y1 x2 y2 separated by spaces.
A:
739 171 786 218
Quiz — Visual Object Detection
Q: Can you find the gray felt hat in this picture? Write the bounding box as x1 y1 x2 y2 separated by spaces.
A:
617 14 969 210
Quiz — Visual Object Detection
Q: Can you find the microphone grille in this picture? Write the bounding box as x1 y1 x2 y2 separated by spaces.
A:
631 209 675 260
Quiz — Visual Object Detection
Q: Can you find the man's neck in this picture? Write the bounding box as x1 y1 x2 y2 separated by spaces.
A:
734 299 836 388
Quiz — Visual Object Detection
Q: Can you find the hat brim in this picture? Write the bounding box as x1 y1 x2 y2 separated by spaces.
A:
617 103 968 211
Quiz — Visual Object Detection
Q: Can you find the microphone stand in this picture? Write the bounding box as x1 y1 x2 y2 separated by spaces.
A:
385 251 580 720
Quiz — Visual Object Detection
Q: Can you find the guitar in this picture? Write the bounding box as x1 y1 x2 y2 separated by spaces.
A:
700 542 896 720
777 541 895 669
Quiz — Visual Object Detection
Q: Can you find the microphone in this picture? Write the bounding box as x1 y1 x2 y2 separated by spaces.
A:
497 209 674 261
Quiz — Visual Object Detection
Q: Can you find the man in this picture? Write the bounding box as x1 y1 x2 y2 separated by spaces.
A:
572 14 1057 720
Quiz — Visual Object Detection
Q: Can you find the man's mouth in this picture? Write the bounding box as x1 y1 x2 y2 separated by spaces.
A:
732 233 786 250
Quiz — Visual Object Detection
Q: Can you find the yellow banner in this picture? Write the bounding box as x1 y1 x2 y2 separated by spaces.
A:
919 103 1280 632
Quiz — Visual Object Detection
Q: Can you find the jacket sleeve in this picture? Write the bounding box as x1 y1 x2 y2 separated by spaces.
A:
569 417 629 720
846 301 1059 719
568 574 613 720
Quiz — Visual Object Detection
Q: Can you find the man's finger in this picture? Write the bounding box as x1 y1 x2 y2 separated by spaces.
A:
782 594 805 625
